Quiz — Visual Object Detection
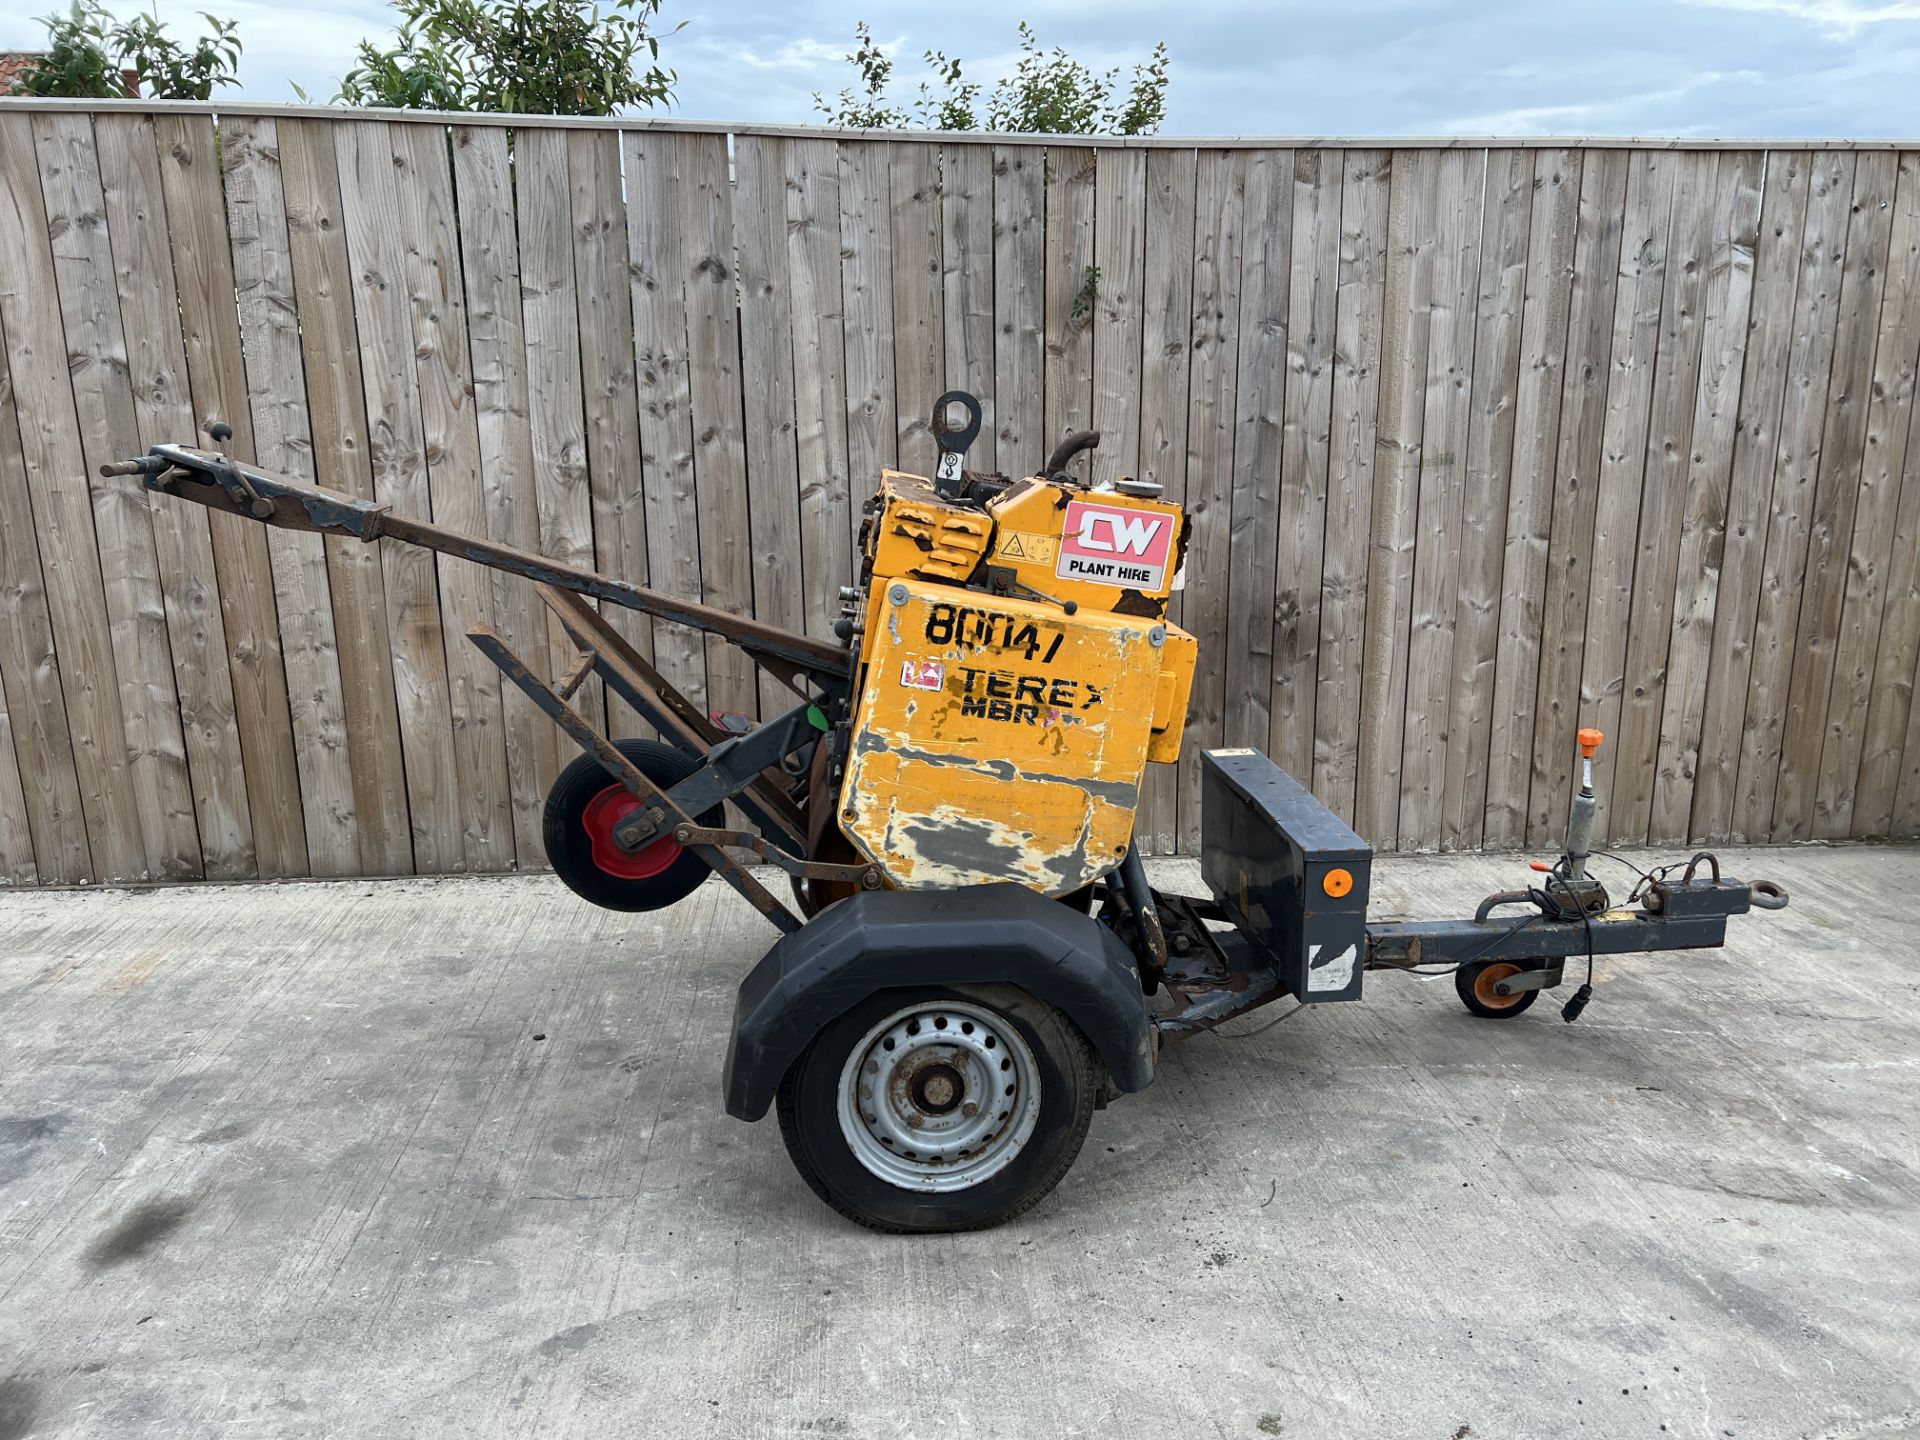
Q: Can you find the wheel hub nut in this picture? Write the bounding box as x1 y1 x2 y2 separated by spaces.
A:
911 1062 965 1116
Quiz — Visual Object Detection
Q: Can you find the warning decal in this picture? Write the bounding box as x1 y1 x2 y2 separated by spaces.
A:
899 658 945 691
994 529 1056 564
1055 500 1172 590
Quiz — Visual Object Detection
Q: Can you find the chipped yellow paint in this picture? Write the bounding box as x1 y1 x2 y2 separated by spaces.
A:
840 581 1191 894
865 469 994 582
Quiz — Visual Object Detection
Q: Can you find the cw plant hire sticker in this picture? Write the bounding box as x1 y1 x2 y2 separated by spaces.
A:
1055 500 1171 589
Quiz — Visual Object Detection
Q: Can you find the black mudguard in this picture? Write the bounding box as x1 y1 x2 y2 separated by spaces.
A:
723 883 1155 1121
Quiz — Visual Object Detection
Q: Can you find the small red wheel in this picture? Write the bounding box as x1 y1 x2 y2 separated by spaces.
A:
580 784 683 880
1455 959 1539 1019
543 739 721 912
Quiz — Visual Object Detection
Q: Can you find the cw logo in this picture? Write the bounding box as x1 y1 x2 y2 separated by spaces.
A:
1074 510 1163 556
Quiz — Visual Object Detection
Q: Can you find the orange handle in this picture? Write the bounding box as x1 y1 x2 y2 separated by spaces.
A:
1577 727 1604 758
1528 860 1552 872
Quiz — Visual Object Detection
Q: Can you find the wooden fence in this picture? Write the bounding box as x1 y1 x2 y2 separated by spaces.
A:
1 101 1918 885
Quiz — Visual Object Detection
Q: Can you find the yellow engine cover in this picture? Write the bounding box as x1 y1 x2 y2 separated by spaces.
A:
839 580 1192 895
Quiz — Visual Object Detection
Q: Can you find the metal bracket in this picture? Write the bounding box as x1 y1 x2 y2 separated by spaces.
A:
467 625 804 935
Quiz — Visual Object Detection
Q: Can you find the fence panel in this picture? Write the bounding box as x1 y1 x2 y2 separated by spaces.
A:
2 102 1918 883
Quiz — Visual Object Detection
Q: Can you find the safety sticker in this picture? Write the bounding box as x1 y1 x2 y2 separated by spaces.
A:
1055 500 1171 589
899 658 945 691
995 530 1057 564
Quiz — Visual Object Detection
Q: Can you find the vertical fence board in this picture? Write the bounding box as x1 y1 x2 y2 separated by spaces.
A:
1527 149 1629 848
1689 152 1812 844
393 122 514 869
279 117 413 875
1648 151 1765 846
787 138 854 630
2 111 151 883
0 297 89 882
735 135 806 717
1400 147 1486 851
1225 149 1293 756
1733 153 1854 841
35 114 201 879
1177 150 1246 850
1442 149 1531 851
1135 147 1197 855
451 125 554 859
1611 152 1723 843
1045 146 1097 450
1092 146 1146 495
222 116 364 875
625 130 706 706
1857 158 1920 837
1772 151 1897 841
993 146 1045 476
1355 149 1436 848
1897 618 1920 831
95 113 254 878
840 140 896 567
1816 152 1920 837
570 128 652 743
1271 149 1342 787
1567 151 1673 843
154 112 310 878
515 125 602 751
334 118 464 872
684 133 756 719
0 677 34 883
1315 150 1391 824
890 142 944 471
1485 149 1579 847
942 143 997 475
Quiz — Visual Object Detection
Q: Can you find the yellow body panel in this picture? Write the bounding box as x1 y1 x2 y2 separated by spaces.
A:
864 469 994 582
841 583 1174 894
839 464 1197 895
986 478 1184 613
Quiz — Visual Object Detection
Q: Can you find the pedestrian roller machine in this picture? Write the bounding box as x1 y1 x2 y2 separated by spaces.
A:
108 393 1790 1233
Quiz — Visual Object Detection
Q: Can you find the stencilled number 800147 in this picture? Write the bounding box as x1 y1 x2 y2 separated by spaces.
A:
923 603 1064 664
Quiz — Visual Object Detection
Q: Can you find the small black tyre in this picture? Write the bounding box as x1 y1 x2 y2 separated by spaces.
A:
1455 959 1540 1019
543 739 721 912
775 983 1099 1233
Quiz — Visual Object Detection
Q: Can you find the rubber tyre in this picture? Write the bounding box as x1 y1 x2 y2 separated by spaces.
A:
1455 959 1540 1019
543 739 722 912
775 983 1099 1234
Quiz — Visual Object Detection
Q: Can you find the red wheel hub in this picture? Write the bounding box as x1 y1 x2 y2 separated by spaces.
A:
580 783 682 880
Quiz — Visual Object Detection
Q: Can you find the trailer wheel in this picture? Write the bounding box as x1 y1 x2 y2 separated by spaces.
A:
1455 960 1538 1019
775 983 1099 1233
543 740 722 912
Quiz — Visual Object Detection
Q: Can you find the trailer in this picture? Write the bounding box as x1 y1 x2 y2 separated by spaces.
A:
107 399 1789 1232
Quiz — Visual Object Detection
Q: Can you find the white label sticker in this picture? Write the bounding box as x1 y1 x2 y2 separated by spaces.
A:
1307 942 1357 992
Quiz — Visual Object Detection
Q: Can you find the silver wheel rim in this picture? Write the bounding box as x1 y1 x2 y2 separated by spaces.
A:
835 999 1042 1193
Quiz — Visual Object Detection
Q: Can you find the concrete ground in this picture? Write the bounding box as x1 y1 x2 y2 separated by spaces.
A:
1 847 1917 1439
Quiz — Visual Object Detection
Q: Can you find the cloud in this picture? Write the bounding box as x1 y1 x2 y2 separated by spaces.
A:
727 37 855 71
1433 72 1768 137
1678 0 1920 37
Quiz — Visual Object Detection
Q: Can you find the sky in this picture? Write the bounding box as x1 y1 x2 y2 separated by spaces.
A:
3 0 1918 137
